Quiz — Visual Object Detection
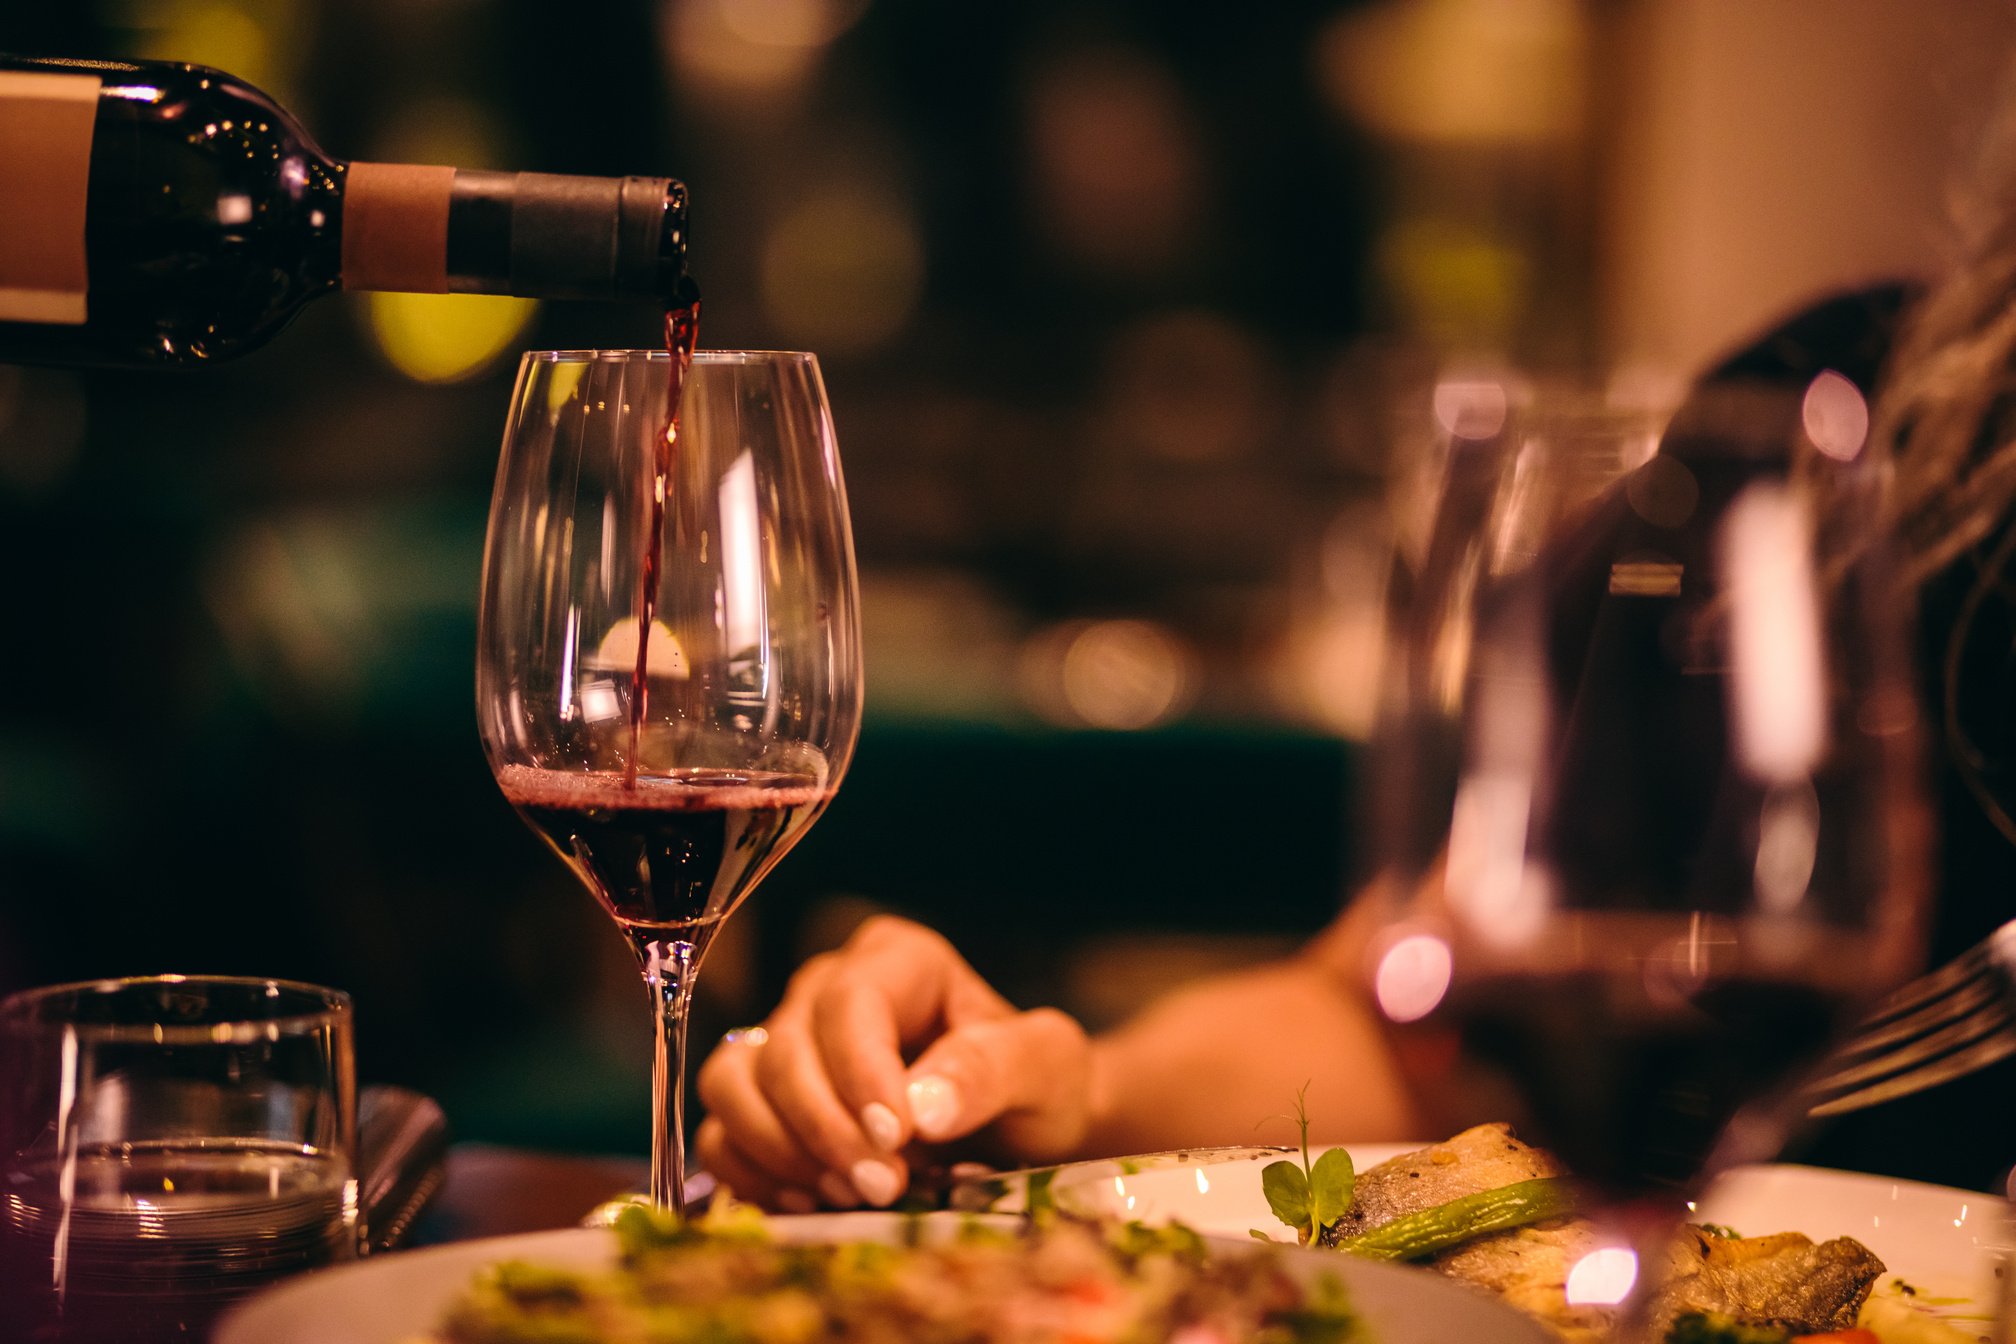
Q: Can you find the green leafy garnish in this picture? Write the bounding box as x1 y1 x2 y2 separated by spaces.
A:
611 1197 767 1260
1263 1160 1312 1231
1261 1084 1355 1246
1024 1167 1057 1215
1664 1311 1791 1344
1308 1147 1356 1232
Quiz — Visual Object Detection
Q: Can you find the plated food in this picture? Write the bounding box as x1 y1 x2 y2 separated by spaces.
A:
1314 1125 1886 1341
216 1209 1557 1344
1049 1126 1988 1344
423 1204 1360 1344
218 1127 1993 1344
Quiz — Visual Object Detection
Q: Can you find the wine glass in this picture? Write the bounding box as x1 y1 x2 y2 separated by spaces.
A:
1364 376 1929 1314
477 349 861 1214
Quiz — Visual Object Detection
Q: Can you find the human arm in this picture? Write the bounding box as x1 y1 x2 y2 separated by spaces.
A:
1076 896 1430 1156
692 894 1434 1210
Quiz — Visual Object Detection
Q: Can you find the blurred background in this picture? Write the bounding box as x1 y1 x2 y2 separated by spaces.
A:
0 0 2011 1154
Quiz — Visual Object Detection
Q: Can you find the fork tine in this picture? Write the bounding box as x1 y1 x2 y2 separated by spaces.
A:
1807 1026 2016 1116
1801 917 2016 1117
1827 969 2003 1058
1850 944 1995 1030
1810 994 2016 1094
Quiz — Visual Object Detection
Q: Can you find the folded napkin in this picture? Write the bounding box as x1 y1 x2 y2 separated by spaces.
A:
358 1084 450 1253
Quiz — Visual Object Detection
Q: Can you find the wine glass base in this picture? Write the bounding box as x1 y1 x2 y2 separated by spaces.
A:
580 1169 720 1227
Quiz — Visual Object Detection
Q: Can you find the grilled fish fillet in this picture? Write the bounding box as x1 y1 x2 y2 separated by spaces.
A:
1323 1124 1613 1340
1328 1122 1567 1237
1325 1126 1886 1343
1642 1226 1887 1339
1432 1219 1617 1343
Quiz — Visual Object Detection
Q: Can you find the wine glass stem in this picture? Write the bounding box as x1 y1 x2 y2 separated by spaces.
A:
1590 1191 1693 1336
640 936 699 1216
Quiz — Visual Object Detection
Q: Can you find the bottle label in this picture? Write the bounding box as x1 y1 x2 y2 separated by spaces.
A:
0 71 99 325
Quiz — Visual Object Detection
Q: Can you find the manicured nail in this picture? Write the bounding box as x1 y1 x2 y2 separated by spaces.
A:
776 1187 817 1214
906 1074 961 1140
861 1101 903 1151
819 1171 861 1207
850 1159 903 1208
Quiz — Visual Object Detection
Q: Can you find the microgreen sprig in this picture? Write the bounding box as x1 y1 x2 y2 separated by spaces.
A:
1256 1084 1354 1247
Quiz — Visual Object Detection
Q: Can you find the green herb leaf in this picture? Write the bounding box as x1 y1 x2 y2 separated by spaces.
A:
1262 1158 1311 1234
1308 1145 1356 1234
1024 1168 1057 1216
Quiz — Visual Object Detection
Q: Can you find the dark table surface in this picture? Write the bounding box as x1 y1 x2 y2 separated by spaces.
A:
409 1144 651 1246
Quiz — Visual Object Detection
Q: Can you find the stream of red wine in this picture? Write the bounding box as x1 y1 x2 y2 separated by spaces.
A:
626 278 703 785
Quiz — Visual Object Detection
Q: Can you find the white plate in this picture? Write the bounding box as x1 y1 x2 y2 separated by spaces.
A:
1045 1143 1419 1238
1049 1147 2007 1340
949 1144 1311 1215
214 1208 1553 1344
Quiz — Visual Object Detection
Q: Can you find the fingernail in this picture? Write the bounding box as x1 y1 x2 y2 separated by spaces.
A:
860 1101 903 1151
906 1074 961 1140
776 1187 817 1214
819 1171 860 1207
850 1159 903 1208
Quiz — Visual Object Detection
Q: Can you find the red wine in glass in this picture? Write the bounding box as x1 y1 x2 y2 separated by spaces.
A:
495 765 832 935
1366 383 1927 1324
1444 966 1844 1201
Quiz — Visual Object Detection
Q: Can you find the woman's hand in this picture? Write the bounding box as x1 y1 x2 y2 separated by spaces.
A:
694 915 1099 1211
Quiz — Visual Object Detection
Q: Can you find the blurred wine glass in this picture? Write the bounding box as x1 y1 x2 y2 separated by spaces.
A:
477 349 861 1214
1365 375 1929 1312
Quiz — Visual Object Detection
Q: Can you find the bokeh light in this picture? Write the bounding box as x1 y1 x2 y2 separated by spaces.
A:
1564 1246 1638 1306
660 0 867 97
1019 619 1194 731
1722 485 1825 785
1373 931 1453 1023
1431 378 1510 440
1278 605 1387 738
121 0 295 102
1376 217 1529 351
1275 503 1390 737
717 0 868 48
1445 772 1551 948
759 189 925 355
366 291 539 385
1754 781 1822 914
1801 369 1869 461
1024 47 1202 277
1314 0 1588 147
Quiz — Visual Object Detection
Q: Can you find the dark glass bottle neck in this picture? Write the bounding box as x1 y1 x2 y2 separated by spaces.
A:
441 172 687 301
336 164 688 302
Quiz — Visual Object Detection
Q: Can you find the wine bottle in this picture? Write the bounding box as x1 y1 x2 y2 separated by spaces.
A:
0 54 690 368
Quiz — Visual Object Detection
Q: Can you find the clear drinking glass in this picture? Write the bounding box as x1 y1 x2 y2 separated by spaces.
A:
1364 377 1931 1320
0 975 358 1344
477 349 861 1214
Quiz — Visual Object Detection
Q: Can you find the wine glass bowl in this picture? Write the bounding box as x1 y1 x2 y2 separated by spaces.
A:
477 349 861 1212
1368 377 1929 1299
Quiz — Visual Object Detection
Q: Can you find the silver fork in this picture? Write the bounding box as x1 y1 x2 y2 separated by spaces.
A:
1803 918 2016 1116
